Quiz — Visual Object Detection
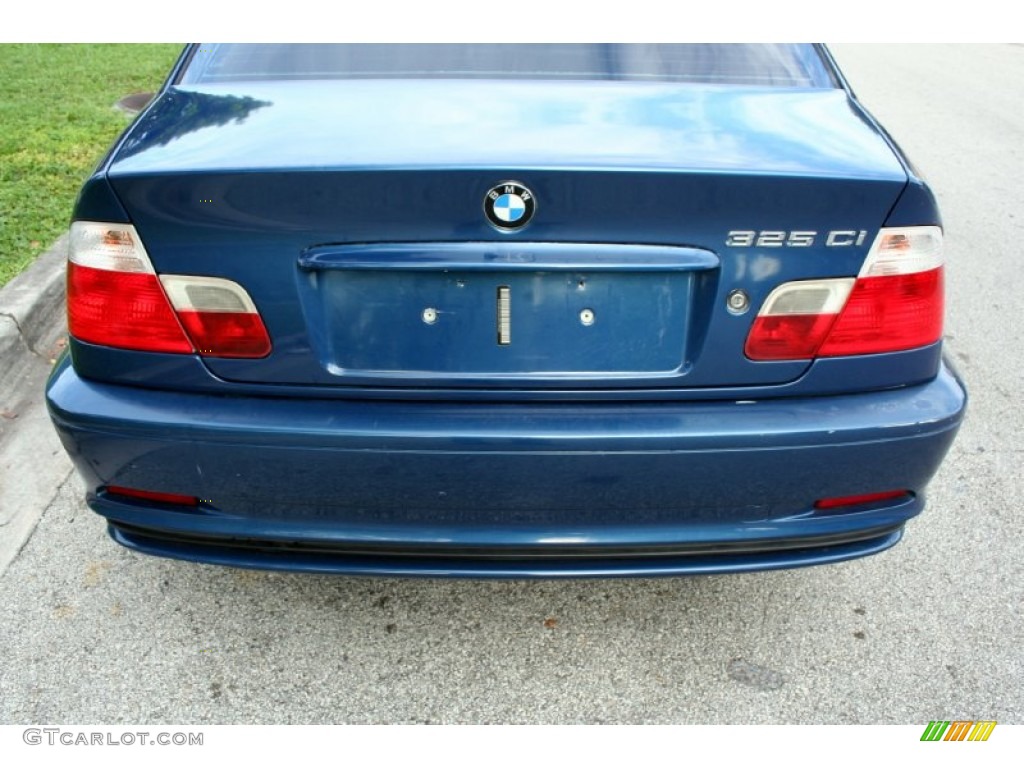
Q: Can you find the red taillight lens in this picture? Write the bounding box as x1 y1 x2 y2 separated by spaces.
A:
106 485 199 506
67 222 271 358
817 268 943 357
744 314 840 361
814 490 909 510
746 227 944 361
175 311 272 358
68 262 194 353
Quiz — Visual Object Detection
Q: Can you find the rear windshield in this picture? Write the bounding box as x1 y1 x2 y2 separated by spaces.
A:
180 44 836 88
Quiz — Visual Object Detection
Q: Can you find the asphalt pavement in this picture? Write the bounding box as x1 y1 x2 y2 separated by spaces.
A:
0 44 1021 724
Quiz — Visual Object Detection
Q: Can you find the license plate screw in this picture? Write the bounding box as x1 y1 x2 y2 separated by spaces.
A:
579 308 595 326
422 307 438 324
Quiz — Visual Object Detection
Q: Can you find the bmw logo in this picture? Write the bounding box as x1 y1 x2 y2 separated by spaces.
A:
484 181 536 231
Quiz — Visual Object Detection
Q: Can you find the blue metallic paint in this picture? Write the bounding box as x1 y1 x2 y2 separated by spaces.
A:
48 45 966 576
109 82 905 177
94 80 911 392
96 167 905 390
296 242 717 383
47 353 964 577
66 338 947 402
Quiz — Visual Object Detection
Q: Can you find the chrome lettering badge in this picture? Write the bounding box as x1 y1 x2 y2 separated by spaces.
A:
485 181 536 231
725 230 870 248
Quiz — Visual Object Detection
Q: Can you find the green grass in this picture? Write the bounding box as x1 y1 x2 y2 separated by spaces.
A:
0 44 183 288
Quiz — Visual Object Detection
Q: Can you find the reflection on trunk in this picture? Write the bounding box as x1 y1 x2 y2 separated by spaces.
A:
117 90 271 158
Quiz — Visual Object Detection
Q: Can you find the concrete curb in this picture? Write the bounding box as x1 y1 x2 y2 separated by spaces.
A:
0 234 68 395
0 235 73 577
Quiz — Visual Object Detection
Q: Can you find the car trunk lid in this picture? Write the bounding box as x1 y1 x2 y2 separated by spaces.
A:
105 81 907 390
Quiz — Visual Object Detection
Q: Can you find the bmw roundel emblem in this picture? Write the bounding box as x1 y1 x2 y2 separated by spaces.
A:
484 181 536 231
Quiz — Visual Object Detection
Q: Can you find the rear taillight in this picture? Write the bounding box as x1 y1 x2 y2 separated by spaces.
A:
745 226 943 361
68 222 271 358
743 278 854 361
161 276 272 358
68 223 193 353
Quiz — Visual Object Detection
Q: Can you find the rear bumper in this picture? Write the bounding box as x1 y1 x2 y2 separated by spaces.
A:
46 358 966 577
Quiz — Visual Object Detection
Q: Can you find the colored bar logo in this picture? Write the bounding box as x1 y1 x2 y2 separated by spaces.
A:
921 721 996 741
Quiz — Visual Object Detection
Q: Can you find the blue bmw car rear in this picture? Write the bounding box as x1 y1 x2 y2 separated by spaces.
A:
46 44 965 577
